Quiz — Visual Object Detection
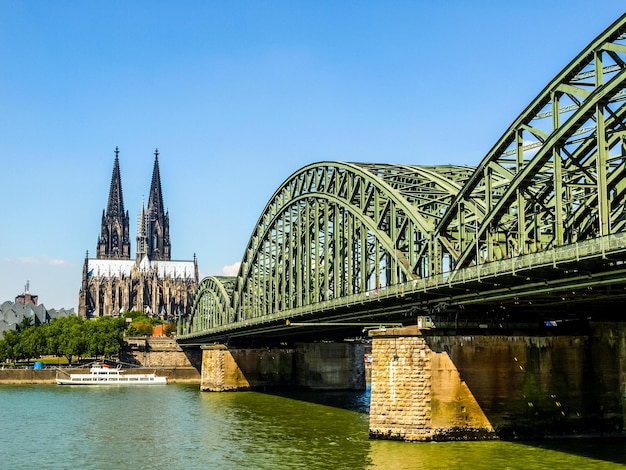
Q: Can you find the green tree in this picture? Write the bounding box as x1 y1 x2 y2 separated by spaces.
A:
99 317 125 358
0 315 126 364
123 310 146 321
21 325 47 364
17 316 33 332
0 339 8 362
45 317 62 357
0 329 17 362
48 315 87 365
85 317 125 359
0 329 26 363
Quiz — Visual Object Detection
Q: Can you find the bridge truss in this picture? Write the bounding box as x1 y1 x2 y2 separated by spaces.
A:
181 13 626 344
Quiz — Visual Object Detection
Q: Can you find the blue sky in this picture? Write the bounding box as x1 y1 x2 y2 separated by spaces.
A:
1 2 624 310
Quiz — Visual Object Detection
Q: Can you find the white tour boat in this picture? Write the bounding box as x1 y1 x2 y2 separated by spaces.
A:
56 363 167 385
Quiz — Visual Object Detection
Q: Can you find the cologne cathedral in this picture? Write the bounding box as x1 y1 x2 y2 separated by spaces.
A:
78 148 198 320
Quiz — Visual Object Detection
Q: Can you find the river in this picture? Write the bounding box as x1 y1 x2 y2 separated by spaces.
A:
0 384 624 469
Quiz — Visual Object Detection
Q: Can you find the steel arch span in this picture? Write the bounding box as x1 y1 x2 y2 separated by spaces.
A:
232 163 477 320
182 13 626 340
185 163 475 335
186 276 235 333
437 13 626 279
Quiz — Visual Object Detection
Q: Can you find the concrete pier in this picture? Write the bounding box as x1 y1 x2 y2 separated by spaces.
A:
369 323 626 441
200 342 365 392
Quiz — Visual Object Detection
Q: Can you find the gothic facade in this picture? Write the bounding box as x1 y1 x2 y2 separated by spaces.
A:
78 148 198 320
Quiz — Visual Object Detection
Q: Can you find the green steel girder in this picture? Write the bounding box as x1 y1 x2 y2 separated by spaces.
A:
183 13 626 338
229 162 473 324
178 162 472 333
186 276 234 333
437 12 626 278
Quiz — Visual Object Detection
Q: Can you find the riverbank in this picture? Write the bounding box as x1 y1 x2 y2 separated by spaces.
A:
0 366 200 384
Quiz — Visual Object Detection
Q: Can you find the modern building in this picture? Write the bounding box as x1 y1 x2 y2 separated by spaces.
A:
78 148 198 320
0 281 75 336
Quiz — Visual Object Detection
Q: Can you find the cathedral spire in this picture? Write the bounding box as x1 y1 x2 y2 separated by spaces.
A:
106 146 125 218
136 196 148 260
146 148 171 260
148 148 165 219
96 147 131 259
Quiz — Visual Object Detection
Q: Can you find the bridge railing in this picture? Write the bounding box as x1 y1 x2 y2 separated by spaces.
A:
450 231 626 284
179 233 626 340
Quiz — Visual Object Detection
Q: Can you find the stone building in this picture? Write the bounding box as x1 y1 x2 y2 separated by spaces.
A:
78 148 198 320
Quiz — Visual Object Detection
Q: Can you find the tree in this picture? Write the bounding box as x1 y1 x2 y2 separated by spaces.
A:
0 329 25 363
85 317 125 359
123 310 147 321
0 315 126 364
45 317 62 358
17 316 33 332
0 330 16 362
20 325 47 364
49 316 87 365
98 317 125 358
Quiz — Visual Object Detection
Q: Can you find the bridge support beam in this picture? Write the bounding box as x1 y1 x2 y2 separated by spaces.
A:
200 342 365 392
369 323 626 441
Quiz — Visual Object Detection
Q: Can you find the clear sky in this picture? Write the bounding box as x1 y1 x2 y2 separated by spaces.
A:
1 1 624 311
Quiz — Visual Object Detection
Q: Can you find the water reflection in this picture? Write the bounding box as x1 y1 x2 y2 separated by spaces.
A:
366 438 626 470
197 389 372 469
262 385 626 469
0 385 624 469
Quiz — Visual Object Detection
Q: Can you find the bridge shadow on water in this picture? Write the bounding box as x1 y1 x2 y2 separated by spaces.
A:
261 383 372 415
512 435 626 466
262 384 626 466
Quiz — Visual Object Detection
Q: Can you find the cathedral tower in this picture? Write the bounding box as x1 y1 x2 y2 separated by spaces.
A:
145 149 171 260
96 147 131 259
79 147 197 320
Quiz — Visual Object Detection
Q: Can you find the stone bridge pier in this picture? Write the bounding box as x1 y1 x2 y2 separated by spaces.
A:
368 322 626 441
200 342 366 392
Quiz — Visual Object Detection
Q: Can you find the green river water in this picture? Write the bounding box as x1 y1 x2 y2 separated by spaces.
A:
0 384 624 469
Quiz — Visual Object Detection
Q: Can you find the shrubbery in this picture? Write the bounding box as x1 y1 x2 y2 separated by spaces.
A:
124 310 164 336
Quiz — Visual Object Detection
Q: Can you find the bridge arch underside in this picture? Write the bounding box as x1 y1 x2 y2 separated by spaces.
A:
179 14 626 346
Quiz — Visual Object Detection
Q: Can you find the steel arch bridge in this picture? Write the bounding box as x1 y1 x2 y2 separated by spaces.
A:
179 13 626 345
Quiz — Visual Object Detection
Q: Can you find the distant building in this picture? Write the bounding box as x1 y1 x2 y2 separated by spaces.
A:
15 281 38 306
0 282 75 336
78 148 198 321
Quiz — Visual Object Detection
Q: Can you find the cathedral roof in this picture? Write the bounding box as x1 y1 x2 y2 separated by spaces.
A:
86 258 196 279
